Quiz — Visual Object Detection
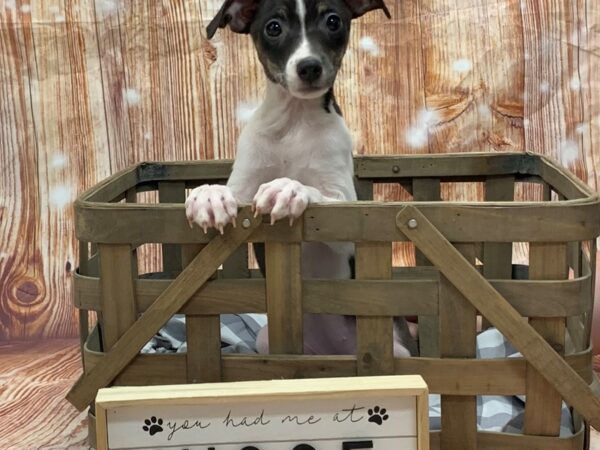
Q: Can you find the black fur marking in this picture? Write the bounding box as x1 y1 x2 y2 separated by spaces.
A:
250 0 353 93
323 88 343 115
250 0 303 84
344 0 390 19
253 243 267 278
207 0 261 38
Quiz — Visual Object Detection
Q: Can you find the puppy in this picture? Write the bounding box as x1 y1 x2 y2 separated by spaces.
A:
186 0 415 357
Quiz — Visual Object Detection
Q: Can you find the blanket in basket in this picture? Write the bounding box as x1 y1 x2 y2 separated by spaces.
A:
142 315 574 436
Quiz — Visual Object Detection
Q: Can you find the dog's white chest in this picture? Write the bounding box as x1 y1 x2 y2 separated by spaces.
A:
271 115 351 174
231 92 355 203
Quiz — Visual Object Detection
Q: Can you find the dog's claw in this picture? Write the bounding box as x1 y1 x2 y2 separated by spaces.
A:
253 178 310 231
185 184 238 236
232 217 237 228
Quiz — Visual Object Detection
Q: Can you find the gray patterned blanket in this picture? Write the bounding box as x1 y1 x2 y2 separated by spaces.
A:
142 316 573 436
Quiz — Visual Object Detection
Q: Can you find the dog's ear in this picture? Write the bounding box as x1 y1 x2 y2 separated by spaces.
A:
343 0 391 19
207 0 261 39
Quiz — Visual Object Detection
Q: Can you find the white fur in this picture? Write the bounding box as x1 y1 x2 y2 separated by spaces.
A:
187 80 359 356
186 9 414 357
229 82 356 215
236 101 260 124
186 81 356 266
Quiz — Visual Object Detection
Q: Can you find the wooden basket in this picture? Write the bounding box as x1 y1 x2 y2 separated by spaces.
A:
69 152 600 450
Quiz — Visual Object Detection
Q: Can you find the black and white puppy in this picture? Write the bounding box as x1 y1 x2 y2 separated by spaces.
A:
186 0 414 356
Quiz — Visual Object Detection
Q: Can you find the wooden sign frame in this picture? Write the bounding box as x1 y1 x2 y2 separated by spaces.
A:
95 375 429 450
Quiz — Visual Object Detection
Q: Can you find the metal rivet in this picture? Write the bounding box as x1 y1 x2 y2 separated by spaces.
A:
242 218 252 229
392 165 400 174
407 219 418 229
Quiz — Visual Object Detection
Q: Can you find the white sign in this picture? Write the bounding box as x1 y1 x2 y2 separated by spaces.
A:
95 376 429 450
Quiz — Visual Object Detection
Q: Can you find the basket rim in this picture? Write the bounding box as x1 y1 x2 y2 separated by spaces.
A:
77 152 598 203
72 152 600 244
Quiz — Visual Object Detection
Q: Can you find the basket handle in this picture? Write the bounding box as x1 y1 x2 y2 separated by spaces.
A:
396 205 600 430
66 208 262 411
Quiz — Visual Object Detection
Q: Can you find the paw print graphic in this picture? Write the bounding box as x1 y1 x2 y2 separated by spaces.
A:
367 406 389 425
142 416 164 436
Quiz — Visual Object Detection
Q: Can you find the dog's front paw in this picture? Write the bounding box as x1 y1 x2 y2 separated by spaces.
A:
253 178 311 225
185 185 237 234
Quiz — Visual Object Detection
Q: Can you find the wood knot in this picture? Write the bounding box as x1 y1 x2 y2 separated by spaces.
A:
15 281 40 304
202 40 217 64
362 352 373 364
3 275 47 322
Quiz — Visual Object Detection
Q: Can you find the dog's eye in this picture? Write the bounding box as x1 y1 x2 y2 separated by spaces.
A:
325 13 342 32
265 19 283 37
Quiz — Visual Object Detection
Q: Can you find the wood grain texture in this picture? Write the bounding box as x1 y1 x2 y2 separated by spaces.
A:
412 178 441 357
355 242 394 375
439 245 477 450
0 340 88 449
98 244 137 350
68 211 261 411
1 0 599 339
181 242 222 383
482 176 515 329
3 340 600 450
158 182 186 274
81 344 594 395
186 315 222 383
265 242 303 354
524 243 569 436
396 205 600 429
73 271 592 318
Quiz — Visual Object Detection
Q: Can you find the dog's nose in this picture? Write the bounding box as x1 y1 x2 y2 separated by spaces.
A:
297 58 323 83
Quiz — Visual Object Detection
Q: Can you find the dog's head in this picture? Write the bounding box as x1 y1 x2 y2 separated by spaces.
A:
207 0 390 99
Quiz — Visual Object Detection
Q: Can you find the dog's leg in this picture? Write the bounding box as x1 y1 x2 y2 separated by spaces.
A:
394 318 419 356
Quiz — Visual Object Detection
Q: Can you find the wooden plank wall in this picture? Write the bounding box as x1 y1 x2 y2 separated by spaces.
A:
0 0 598 340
